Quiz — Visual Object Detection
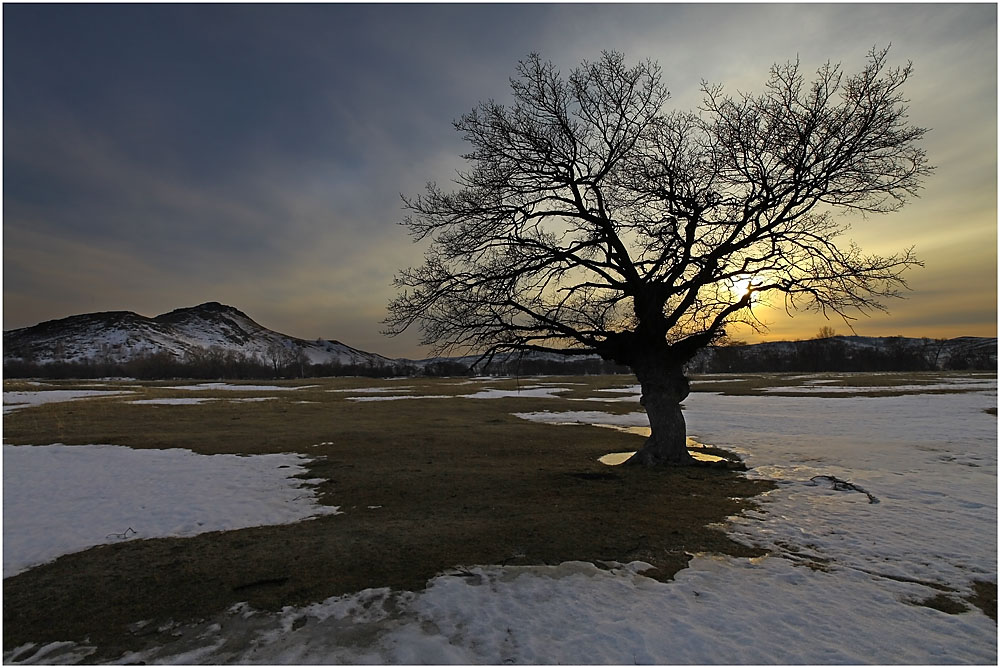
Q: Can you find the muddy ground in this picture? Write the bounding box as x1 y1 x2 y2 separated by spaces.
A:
3 375 772 661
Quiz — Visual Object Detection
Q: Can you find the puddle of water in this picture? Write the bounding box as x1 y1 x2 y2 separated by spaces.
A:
597 450 726 466
593 424 650 437
594 426 726 465
598 452 635 465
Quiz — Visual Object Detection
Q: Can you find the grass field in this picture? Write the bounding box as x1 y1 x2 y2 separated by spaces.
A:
3 371 995 662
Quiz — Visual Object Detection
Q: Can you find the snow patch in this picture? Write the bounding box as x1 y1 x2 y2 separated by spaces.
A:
762 380 997 393
3 374 995 664
92 557 995 665
348 395 453 402
459 386 571 400
2 444 339 578
595 384 642 393
127 397 280 405
3 390 136 414
513 409 648 427
348 387 573 402
328 386 413 394
128 398 218 405
165 383 315 391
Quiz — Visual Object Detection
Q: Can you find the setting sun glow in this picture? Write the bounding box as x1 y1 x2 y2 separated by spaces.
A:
729 277 762 304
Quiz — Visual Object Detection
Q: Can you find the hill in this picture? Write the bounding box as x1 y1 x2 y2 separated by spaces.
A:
3 302 394 372
3 302 995 377
687 335 996 373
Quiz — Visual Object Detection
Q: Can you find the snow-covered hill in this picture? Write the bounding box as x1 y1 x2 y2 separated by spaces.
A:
4 302 995 373
429 334 998 374
688 334 997 372
2 302 394 368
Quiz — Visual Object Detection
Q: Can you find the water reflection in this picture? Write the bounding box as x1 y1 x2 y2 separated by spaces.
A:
594 424 726 465
597 450 726 466
598 452 635 465
593 424 650 437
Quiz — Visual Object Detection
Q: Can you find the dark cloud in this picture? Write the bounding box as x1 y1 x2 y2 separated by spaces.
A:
4 4 996 357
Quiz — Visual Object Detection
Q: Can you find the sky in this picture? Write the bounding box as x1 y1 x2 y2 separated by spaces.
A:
3 3 996 359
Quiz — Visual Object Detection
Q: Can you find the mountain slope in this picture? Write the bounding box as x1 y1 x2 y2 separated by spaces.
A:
687 334 997 373
4 303 995 373
3 302 393 368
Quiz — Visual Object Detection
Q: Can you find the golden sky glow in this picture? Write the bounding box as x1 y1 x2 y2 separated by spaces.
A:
3 4 996 358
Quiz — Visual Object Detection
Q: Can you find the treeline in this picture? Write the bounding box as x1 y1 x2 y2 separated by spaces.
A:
468 356 630 377
3 347 630 380
3 348 412 380
6 338 993 380
688 337 996 374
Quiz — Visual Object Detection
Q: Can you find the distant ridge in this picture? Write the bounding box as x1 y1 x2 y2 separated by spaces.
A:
687 334 997 373
3 302 393 368
3 302 996 375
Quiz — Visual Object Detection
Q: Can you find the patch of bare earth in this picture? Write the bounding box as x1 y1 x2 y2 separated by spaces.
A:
2 377 772 662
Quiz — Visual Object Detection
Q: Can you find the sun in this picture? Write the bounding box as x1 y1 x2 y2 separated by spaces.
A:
728 276 762 304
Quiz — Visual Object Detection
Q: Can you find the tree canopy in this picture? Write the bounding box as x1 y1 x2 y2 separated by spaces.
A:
385 48 931 371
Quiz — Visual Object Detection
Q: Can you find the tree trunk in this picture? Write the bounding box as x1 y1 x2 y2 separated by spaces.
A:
624 363 693 466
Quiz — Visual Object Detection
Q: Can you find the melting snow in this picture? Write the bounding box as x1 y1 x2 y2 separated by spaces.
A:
762 381 997 393
347 394 453 402
2 445 339 578
80 555 997 665
595 384 641 393
2 390 136 414
327 386 413 393
459 386 571 399
514 409 647 426
165 383 316 391
347 386 572 402
128 398 217 405
3 374 996 664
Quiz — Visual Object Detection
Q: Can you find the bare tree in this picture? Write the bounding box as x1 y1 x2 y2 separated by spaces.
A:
385 49 931 466
814 326 838 340
264 341 300 378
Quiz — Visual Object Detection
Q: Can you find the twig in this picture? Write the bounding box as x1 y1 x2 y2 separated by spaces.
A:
501 552 527 566
809 475 880 504
107 527 137 539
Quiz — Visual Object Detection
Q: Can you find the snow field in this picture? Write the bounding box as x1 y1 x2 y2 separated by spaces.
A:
3 390 136 414
344 385 573 401
761 380 998 393
327 386 414 393
2 373 995 663
127 397 280 405
127 397 217 405
682 389 998 596
518 384 997 598
347 394 452 402
64 556 995 664
2 444 340 578
164 383 316 391
506 379 996 663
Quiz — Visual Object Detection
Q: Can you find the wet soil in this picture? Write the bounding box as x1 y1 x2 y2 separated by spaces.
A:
3 378 772 662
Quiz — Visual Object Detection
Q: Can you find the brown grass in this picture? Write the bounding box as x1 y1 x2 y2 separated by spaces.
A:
968 580 998 621
6 370 993 659
690 370 997 398
2 376 771 661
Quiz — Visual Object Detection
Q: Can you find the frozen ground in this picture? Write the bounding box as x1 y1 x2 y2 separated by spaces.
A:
519 382 998 597
761 380 998 393
3 374 996 663
345 385 572 402
3 389 136 414
2 445 339 578
127 397 280 405
328 386 414 393
164 383 316 391
127 397 218 405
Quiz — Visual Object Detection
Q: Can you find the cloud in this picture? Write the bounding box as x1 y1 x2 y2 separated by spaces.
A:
3 4 996 357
